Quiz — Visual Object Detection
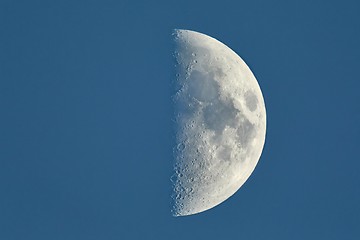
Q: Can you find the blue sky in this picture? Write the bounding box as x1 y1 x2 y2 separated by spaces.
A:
1 0 359 239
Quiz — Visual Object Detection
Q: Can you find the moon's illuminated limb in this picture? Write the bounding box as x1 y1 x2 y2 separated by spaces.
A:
172 29 266 216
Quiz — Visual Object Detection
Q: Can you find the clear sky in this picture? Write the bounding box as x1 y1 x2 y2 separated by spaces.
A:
1 0 359 239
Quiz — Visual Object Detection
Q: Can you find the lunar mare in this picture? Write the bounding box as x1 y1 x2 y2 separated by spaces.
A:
172 29 266 216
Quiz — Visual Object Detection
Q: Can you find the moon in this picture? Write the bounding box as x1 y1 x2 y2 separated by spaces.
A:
171 29 266 216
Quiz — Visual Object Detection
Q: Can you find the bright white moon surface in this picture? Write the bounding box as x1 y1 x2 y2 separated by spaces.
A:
171 29 266 216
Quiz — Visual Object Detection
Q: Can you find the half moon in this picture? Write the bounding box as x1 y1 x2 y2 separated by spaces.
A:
171 29 266 216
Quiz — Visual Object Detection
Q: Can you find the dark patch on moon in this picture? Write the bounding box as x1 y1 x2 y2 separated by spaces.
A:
203 99 239 134
187 70 219 102
217 145 232 162
244 90 258 112
236 115 256 146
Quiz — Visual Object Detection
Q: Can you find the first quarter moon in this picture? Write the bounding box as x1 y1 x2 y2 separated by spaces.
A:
171 29 266 216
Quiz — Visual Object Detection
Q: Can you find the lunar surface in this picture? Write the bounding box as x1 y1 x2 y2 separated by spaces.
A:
171 29 266 216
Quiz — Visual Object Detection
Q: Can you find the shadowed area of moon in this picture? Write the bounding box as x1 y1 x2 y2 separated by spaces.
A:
171 29 266 217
